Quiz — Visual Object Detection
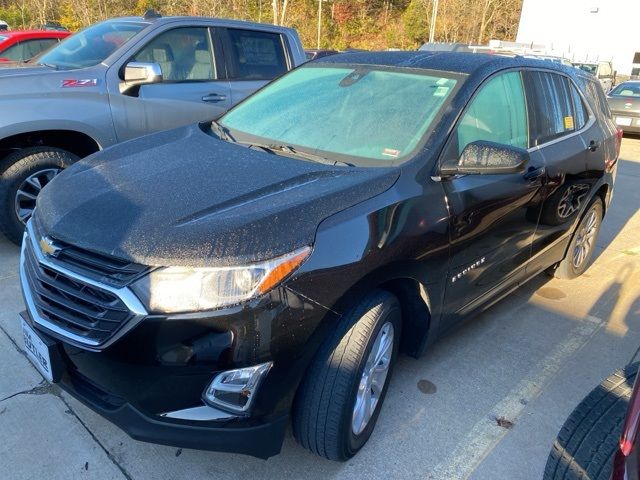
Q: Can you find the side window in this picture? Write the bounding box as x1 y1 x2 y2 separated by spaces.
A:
133 28 215 82
455 71 528 156
569 84 589 130
525 72 575 145
23 39 57 60
225 29 288 80
1 42 24 61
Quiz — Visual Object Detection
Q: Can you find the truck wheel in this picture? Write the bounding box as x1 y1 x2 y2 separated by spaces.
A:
552 197 603 280
293 290 401 461
543 363 638 480
0 147 77 245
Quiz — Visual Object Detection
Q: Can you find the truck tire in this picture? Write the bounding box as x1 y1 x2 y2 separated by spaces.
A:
292 290 401 461
0 147 77 245
543 363 638 480
552 197 603 279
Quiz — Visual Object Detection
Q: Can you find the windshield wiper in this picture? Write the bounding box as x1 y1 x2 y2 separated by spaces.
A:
242 143 354 167
210 120 236 143
37 62 57 69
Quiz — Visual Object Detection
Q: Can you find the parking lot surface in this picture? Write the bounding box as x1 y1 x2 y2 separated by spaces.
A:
1 138 639 480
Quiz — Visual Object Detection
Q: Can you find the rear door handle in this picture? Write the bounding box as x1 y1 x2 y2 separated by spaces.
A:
587 140 601 152
524 166 545 181
202 94 227 103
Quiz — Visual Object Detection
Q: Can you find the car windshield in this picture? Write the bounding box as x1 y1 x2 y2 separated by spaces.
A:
610 83 640 98
220 64 460 165
573 63 597 75
36 20 147 69
0 35 7 43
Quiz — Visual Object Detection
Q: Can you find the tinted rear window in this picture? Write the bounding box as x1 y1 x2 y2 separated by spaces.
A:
525 71 576 145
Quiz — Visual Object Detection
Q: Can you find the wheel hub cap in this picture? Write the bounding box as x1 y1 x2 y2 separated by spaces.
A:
14 168 61 225
352 322 394 436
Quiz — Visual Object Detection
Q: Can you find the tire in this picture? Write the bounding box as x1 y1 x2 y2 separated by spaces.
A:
543 363 638 480
292 290 402 461
553 197 603 280
0 147 77 245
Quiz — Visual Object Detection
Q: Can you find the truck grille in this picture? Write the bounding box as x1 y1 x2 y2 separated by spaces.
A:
20 223 147 348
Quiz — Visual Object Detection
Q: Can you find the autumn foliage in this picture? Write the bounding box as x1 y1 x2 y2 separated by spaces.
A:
0 0 524 50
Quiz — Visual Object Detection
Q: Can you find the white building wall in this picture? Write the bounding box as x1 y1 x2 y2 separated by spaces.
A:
516 0 640 75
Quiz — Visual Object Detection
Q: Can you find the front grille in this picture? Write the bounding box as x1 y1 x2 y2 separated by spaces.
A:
22 234 138 344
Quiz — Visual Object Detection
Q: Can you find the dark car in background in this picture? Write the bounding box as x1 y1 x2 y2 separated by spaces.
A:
608 80 640 134
544 363 640 480
18 51 619 461
0 30 70 63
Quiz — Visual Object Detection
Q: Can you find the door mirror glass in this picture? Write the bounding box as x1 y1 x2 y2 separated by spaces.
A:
124 62 163 87
441 140 529 175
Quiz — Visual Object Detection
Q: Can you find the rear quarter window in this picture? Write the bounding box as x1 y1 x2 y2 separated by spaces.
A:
585 79 612 119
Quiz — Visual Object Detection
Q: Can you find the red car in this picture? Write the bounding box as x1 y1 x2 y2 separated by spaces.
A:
544 363 640 480
0 30 70 63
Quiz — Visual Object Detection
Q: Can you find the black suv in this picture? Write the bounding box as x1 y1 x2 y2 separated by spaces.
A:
18 52 620 461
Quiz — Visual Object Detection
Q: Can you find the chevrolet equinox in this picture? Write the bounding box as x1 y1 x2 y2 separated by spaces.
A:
18 52 620 461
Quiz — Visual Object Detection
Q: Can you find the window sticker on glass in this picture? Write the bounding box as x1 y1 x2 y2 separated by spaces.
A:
433 86 450 97
382 148 401 158
564 116 575 130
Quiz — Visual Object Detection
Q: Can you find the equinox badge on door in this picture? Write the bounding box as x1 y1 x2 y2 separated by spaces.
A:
452 257 486 283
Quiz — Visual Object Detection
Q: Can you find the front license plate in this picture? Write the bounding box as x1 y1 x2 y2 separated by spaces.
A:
21 317 53 382
615 116 632 126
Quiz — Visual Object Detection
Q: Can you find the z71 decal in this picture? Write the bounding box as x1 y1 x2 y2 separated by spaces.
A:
61 79 98 88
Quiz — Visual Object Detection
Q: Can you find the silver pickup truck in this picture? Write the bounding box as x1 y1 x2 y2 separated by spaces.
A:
0 13 306 244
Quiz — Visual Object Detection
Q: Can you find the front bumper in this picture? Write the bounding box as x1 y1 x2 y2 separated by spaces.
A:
57 353 288 459
19 282 337 458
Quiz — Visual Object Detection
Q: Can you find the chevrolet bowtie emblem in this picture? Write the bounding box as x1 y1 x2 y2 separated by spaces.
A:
39 236 61 257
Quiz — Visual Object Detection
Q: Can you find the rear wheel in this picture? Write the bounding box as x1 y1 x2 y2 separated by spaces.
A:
292 290 401 461
0 147 77 244
552 197 603 279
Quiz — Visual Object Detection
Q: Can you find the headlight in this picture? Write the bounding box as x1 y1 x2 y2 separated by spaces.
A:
131 246 311 313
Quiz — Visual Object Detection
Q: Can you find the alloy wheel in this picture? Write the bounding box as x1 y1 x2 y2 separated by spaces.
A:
352 321 394 436
557 184 589 219
572 209 598 268
14 168 61 225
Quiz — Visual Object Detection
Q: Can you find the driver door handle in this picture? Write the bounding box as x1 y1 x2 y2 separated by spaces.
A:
202 94 227 103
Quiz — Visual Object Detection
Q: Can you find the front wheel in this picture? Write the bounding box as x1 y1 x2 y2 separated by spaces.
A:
292 290 401 461
552 197 603 280
0 147 78 244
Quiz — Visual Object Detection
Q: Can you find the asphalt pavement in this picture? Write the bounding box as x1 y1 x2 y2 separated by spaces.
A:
1 138 639 480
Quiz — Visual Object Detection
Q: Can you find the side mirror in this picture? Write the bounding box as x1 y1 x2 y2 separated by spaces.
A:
441 140 529 176
123 62 163 87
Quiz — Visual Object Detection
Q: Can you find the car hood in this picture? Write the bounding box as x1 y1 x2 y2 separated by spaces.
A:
36 124 400 268
608 96 640 115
